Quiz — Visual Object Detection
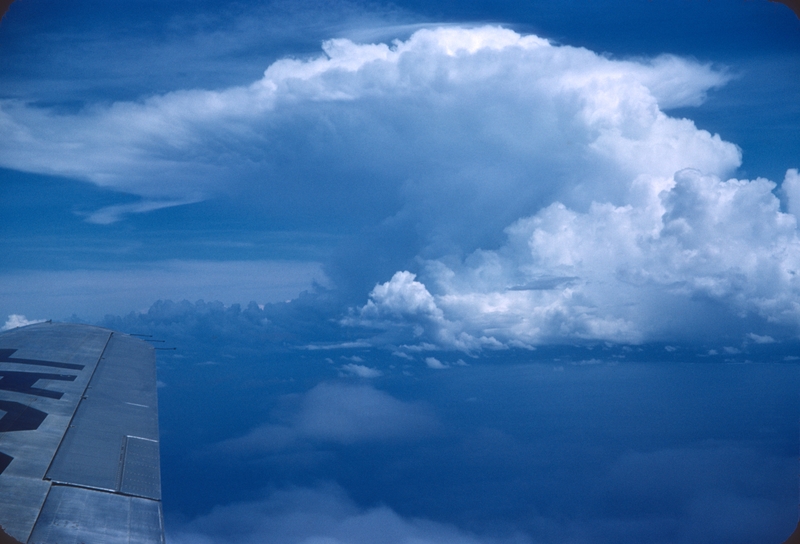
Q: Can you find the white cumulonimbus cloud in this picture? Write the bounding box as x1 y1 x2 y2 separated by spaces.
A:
0 25 734 227
356 168 800 348
3 25 796 346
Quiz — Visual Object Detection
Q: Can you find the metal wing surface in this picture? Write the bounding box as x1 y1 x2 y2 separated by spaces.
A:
0 322 164 544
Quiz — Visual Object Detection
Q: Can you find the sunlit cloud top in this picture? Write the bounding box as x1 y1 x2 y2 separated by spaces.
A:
1 25 797 349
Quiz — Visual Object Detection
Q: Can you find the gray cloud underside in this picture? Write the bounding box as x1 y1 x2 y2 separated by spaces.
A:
169 484 531 544
171 437 795 544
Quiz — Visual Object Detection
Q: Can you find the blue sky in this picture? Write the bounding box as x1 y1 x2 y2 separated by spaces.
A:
1 1 800 542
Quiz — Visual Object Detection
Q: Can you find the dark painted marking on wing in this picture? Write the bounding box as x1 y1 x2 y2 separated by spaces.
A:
0 350 83 474
0 453 11 474
0 349 85 371
0 400 48 433
0 400 49 474
0 370 77 400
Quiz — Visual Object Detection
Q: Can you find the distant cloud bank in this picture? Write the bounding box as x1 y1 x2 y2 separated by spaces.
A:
1 314 45 331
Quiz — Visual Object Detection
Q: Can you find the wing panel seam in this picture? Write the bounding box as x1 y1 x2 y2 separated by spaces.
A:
45 480 164 501
41 331 114 481
24 478 54 544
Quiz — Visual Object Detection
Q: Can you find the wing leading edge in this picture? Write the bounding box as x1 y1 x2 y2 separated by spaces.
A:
0 322 164 543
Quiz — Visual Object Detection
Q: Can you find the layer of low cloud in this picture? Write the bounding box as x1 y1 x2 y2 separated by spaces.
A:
216 382 438 455
170 438 796 544
119 300 797 543
340 363 382 378
169 484 530 544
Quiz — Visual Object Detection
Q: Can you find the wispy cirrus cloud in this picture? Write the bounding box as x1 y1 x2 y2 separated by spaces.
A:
81 198 201 225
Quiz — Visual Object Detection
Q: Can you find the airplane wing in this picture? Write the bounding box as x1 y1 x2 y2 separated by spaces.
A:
0 322 165 544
